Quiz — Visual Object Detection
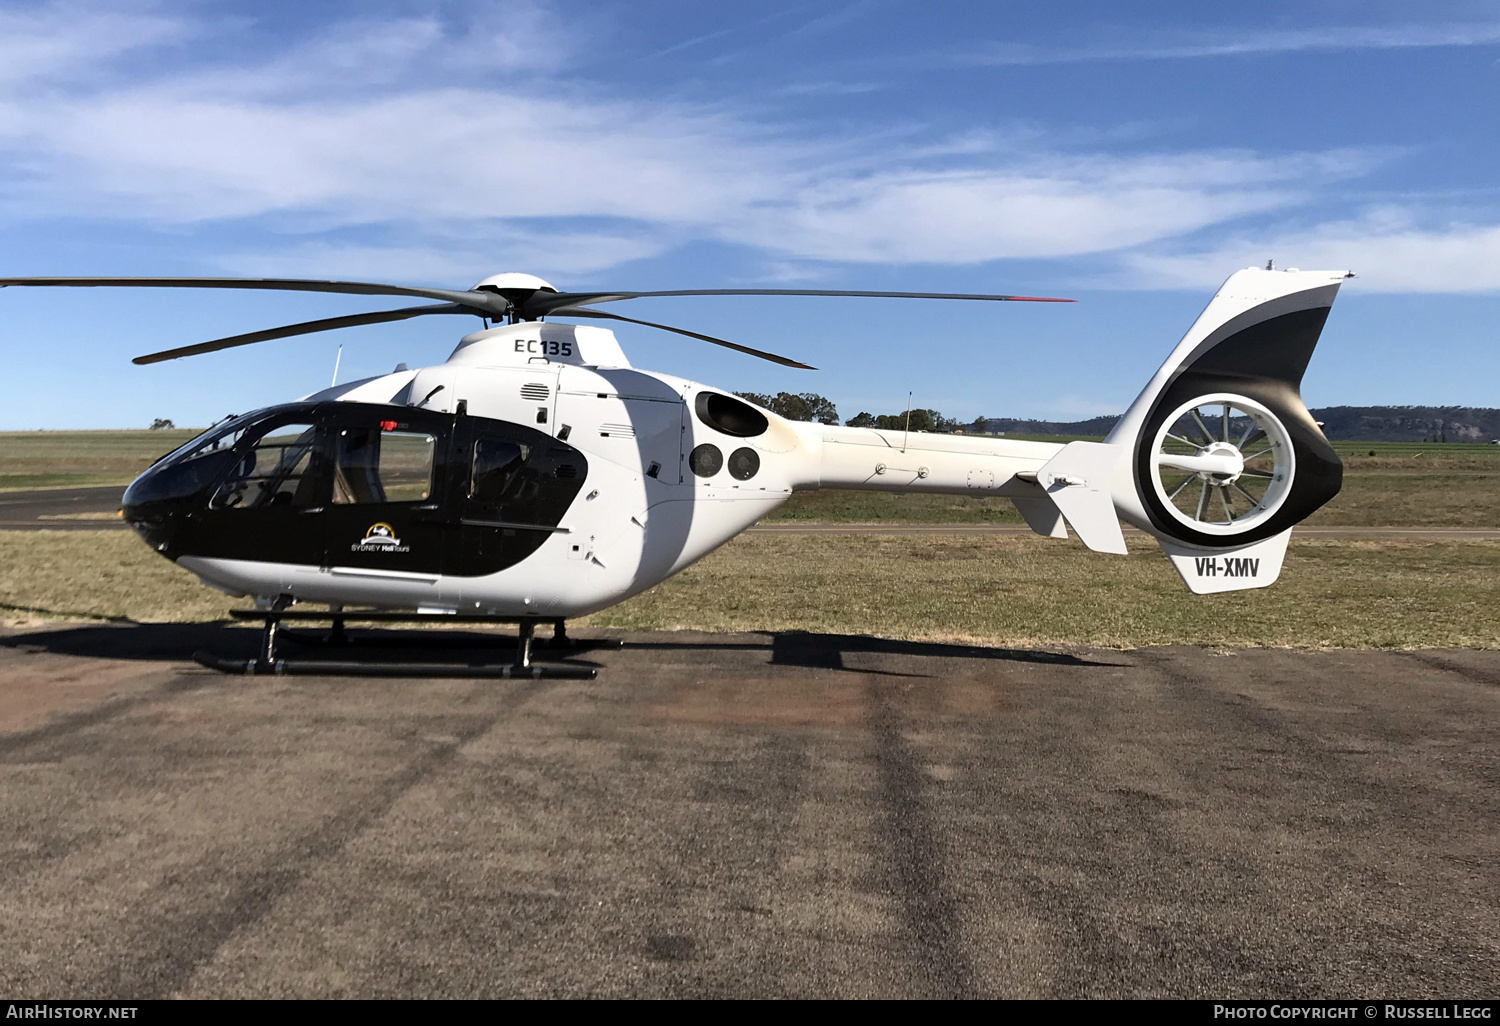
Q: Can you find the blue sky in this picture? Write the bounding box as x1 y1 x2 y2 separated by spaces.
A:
2 0 1499 429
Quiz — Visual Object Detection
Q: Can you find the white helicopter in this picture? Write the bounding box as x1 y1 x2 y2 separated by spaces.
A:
1 265 1349 675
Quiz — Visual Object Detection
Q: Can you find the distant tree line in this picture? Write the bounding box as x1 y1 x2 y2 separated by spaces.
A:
843 409 966 433
734 392 841 425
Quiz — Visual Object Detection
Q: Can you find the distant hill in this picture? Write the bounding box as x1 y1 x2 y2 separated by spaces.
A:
977 415 1120 437
1308 406 1500 443
975 407 1500 443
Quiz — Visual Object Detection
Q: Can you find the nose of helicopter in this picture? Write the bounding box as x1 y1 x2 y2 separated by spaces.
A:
120 497 180 556
120 460 197 558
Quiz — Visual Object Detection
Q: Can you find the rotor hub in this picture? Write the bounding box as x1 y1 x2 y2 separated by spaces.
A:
471 272 557 294
1197 440 1245 484
471 273 560 322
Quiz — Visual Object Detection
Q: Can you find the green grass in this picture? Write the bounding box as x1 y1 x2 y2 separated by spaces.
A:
0 429 202 491
585 534 1500 648
766 491 1024 523
765 438 1500 526
0 473 139 492
1330 440 1500 461
6 430 1500 526
2 529 1497 649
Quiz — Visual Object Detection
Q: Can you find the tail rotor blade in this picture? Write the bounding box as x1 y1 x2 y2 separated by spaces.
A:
548 307 816 369
132 303 475 365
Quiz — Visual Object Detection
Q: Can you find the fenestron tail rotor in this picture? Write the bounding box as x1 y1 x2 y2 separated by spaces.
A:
0 274 1076 368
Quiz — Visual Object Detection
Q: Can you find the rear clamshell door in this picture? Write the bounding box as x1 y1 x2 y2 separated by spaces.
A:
555 368 685 484
451 413 590 577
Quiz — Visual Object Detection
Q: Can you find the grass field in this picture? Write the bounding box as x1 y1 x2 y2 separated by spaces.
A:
5 430 1498 527
761 438 1500 526
2 431 1496 646
2 529 1496 648
0 429 201 491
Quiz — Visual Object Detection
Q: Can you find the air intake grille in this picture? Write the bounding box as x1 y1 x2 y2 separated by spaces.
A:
520 382 551 401
599 422 635 439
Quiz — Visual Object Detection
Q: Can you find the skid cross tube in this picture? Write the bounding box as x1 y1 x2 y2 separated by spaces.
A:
193 610 604 679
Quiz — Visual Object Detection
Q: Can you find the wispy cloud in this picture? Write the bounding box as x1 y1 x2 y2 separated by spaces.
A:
0 2 188 85
1123 208 1500 292
216 230 673 282
952 22 1500 66
718 150 1377 264
0 6 1384 273
2 2 1495 293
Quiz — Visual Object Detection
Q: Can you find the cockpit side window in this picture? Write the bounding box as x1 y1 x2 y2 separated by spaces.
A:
332 425 435 505
211 423 319 510
151 409 269 470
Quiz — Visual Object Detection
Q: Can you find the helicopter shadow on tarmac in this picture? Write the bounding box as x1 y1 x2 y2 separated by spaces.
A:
626 632 1126 678
1 621 1128 675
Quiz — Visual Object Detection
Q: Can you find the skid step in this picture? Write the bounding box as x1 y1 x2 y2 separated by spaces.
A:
194 652 597 679
197 609 606 678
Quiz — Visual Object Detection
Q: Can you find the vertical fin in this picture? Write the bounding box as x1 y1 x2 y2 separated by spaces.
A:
1012 495 1068 539
1038 441 1128 554
1157 529 1292 594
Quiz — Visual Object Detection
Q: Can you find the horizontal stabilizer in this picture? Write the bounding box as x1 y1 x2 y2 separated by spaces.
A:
1012 495 1068 539
1038 441 1127 554
1158 529 1292 594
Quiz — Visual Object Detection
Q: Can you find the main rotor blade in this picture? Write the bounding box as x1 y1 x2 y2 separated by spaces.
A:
132 303 475 365
527 287 1075 317
547 307 816 370
0 276 510 317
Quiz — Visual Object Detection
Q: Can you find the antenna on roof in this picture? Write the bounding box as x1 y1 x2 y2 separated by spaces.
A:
331 344 342 387
901 391 913 453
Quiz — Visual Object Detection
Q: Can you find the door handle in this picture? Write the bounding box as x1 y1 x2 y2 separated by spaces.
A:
299 506 326 515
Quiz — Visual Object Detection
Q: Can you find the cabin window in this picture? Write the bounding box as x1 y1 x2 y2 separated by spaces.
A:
471 439 531 506
332 426 435 505
211 423 319 510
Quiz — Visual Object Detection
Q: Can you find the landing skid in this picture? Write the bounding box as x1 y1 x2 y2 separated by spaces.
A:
195 610 614 679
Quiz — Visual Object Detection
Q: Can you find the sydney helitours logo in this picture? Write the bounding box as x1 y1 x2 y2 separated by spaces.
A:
352 522 409 553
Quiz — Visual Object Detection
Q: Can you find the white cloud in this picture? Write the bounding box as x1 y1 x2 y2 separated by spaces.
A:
0 2 1484 290
723 151 1373 264
0 87 790 225
0 3 186 86
1122 209 1500 292
217 231 672 283
0 60 1364 268
956 21 1500 65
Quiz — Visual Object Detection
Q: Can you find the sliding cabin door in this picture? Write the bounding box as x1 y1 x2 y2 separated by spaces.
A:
318 407 453 576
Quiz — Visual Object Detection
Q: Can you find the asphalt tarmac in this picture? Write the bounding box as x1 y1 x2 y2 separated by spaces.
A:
0 485 128 530
4 486 1500 539
0 623 1495 998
